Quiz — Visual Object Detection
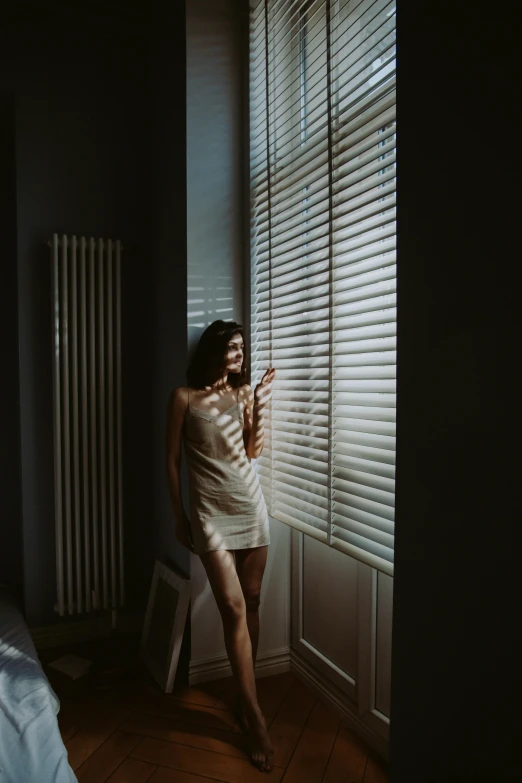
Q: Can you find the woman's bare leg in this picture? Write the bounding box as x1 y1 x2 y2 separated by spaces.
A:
235 545 268 667
233 545 268 731
199 549 273 773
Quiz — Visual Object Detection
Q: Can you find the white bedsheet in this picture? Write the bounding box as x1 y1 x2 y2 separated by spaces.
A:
0 589 77 783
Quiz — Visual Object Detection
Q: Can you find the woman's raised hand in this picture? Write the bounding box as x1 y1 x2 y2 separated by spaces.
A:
254 367 276 410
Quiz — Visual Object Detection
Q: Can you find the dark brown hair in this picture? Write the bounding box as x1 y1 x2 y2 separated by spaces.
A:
186 320 248 389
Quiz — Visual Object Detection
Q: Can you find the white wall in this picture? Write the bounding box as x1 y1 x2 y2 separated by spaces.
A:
186 0 244 348
186 0 291 683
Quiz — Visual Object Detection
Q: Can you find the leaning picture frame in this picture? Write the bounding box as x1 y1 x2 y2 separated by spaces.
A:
140 560 191 693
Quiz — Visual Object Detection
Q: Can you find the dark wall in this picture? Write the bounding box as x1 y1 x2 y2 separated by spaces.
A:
391 3 520 781
0 2 182 624
0 94 23 598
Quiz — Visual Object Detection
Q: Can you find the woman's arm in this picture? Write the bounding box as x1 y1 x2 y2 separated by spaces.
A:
166 387 194 551
242 384 262 459
242 368 276 460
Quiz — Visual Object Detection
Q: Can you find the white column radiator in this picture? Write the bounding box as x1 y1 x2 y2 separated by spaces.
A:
49 233 124 617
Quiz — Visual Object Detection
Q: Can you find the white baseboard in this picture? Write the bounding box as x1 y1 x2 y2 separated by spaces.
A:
290 647 389 763
189 645 291 686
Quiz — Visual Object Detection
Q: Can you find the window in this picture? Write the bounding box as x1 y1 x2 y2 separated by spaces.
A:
250 0 396 576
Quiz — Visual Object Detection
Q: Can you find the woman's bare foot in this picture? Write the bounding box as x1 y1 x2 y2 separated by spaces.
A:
248 711 273 773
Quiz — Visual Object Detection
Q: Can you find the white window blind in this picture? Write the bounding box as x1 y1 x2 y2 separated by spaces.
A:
250 0 396 576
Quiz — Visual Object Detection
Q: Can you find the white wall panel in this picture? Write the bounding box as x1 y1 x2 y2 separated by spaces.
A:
293 530 391 751
375 570 393 717
302 535 358 679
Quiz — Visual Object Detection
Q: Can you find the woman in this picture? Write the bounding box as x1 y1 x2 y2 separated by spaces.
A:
166 319 276 773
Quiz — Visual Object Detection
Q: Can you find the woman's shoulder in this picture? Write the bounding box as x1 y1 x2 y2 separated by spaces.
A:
168 386 190 410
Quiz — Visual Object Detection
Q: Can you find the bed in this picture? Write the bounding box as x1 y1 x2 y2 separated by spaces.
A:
0 588 77 783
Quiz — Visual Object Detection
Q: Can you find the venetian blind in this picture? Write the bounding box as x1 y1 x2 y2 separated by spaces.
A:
250 0 396 576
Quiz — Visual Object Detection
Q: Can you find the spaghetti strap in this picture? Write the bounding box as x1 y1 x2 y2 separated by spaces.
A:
237 386 240 403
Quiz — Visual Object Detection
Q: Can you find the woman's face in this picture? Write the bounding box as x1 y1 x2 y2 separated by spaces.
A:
224 334 244 375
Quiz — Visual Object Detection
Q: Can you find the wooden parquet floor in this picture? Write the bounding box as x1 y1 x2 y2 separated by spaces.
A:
42 637 388 783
